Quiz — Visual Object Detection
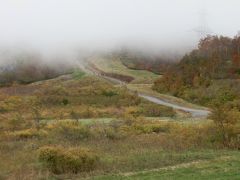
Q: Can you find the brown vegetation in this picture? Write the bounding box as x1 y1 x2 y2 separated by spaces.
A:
38 146 99 174
114 49 175 74
153 35 240 148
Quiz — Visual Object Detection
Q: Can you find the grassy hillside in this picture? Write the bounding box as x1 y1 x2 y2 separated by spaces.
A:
88 57 159 84
112 49 175 74
153 35 240 150
0 72 175 125
153 35 240 108
0 51 239 179
0 72 179 178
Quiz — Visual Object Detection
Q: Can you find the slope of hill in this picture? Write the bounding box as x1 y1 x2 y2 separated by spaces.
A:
0 40 239 179
88 56 160 84
153 35 240 150
153 35 240 108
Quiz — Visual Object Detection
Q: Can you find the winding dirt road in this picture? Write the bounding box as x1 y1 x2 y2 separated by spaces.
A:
80 61 210 118
139 94 210 118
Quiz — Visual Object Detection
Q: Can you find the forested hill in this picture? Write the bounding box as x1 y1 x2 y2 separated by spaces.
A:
111 50 176 75
0 53 74 86
153 35 240 108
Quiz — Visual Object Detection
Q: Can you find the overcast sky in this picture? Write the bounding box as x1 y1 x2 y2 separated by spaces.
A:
0 0 240 54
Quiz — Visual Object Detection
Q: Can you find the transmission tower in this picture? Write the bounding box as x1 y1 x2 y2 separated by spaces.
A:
237 31 240 37
193 1 212 38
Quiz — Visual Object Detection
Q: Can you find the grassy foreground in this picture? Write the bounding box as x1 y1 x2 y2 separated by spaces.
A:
94 151 240 180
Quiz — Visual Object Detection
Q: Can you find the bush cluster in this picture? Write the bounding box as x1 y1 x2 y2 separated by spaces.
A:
141 104 175 117
38 146 99 174
6 129 47 140
48 121 91 141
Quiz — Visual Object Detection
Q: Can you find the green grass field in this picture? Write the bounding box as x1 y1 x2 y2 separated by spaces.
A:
41 118 115 125
89 57 159 84
93 151 240 180
72 69 86 79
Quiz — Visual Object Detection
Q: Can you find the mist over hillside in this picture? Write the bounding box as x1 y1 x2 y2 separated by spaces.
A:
0 0 240 64
1 1 240 179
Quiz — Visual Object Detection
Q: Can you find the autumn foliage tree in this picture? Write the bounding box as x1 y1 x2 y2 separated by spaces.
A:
153 34 240 97
210 106 240 148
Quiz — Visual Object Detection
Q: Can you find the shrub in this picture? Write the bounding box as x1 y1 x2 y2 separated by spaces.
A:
6 129 47 140
133 123 170 134
69 107 98 119
143 124 169 134
70 110 80 121
38 146 99 174
142 104 175 117
79 107 98 118
62 98 69 105
101 90 118 97
104 127 127 140
0 96 23 112
210 107 240 148
49 122 91 141
7 113 26 130
125 106 141 117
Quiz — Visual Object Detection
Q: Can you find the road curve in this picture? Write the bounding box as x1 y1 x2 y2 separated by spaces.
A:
139 94 210 118
80 61 211 118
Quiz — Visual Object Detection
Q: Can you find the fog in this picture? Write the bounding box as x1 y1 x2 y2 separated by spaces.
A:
0 0 240 60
